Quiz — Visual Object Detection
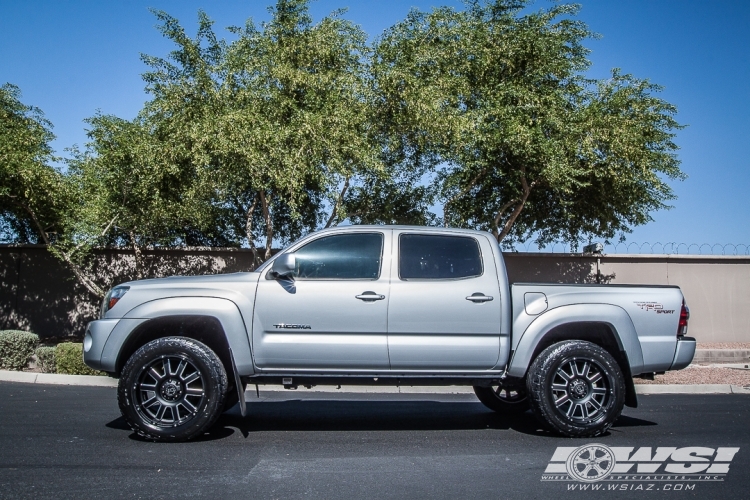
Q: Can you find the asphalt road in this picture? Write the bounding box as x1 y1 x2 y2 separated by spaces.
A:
0 382 748 500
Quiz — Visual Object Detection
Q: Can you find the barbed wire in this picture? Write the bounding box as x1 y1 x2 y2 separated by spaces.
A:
507 242 750 255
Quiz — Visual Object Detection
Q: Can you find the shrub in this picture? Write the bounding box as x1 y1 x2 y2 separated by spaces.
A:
55 343 104 376
0 330 39 370
35 346 57 373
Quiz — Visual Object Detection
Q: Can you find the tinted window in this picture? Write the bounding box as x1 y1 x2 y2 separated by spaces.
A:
294 233 383 279
399 234 482 280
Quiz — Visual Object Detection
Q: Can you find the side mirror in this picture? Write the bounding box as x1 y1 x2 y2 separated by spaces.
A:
270 253 295 279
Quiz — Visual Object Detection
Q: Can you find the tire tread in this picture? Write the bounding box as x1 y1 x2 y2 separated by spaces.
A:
117 337 228 442
526 340 625 437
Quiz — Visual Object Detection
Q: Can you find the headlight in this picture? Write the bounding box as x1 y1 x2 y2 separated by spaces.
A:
100 286 130 318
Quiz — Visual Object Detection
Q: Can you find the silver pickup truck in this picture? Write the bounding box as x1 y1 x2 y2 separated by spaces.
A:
83 226 695 441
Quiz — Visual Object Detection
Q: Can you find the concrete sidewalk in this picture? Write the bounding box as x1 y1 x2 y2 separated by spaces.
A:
2 370 749 395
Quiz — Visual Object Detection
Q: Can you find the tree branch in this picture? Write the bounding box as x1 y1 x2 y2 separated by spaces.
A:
243 193 261 267
16 197 108 298
494 168 537 242
129 230 145 280
325 177 350 228
259 190 273 260
491 198 519 241
17 200 50 246
443 167 488 225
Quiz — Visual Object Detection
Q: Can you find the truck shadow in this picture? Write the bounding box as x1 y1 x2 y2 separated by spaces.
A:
109 398 656 442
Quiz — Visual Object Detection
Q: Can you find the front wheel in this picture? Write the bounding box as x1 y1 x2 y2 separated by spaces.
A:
118 337 228 442
526 340 625 437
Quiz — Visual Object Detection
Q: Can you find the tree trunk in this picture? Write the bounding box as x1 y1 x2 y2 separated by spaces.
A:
18 199 106 299
493 170 536 243
244 194 261 268
259 190 274 260
129 231 145 280
325 177 350 228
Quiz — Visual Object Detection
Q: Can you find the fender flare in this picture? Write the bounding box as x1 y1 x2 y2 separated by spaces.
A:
507 303 645 378
100 296 255 376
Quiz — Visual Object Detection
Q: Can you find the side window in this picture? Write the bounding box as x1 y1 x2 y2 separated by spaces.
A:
399 234 482 280
293 233 383 280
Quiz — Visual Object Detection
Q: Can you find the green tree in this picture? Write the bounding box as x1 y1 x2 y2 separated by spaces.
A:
0 83 67 244
374 0 684 247
62 113 228 288
0 84 114 297
141 0 384 264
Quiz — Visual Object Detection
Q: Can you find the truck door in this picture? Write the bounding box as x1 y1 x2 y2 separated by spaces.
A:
252 230 391 370
387 231 501 370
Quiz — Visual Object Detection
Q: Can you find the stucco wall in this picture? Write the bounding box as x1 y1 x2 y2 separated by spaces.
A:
1 246 748 342
504 253 750 343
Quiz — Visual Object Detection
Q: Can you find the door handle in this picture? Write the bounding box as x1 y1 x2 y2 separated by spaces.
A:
356 291 386 301
466 293 493 303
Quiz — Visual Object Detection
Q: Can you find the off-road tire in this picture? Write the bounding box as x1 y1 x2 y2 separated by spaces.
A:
118 337 228 442
473 384 530 414
527 340 625 437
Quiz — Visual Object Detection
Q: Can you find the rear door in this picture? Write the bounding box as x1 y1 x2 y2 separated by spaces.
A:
252 230 391 370
387 231 501 370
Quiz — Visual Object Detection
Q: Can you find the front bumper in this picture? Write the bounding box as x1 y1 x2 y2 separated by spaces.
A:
83 318 148 372
83 319 120 370
670 336 696 370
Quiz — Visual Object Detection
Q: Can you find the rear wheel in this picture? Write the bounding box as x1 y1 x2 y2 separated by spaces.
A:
526 340 625 437
473 383 529 413
118 337 228 442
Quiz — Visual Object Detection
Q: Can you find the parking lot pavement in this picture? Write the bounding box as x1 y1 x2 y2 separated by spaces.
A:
1 381 748 500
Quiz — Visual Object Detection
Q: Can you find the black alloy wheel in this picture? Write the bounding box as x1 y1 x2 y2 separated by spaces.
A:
526 340 625 437
134 355 205 427
118 337 228 442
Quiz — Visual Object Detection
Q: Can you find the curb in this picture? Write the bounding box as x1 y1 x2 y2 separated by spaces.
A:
634 384 750 395
0 371 118 387
693 349 750 364
2 370 749 394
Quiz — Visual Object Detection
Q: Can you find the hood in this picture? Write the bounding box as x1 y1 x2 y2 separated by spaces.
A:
121 272 259 289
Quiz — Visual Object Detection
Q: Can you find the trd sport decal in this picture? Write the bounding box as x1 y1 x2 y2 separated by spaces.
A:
634 302 675 314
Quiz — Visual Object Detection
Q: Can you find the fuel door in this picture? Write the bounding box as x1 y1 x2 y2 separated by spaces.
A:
524 292 548 315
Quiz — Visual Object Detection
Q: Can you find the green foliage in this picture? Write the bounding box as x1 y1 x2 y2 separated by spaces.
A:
34 346 56 373
0 330 39 370
374 0 684 247
344 169 438 226
3 0 687 300
55 343 105 376
0 84 70 244
138 0 387 260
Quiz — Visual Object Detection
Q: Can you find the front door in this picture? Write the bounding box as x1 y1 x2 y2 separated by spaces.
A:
252 230 391 371
387 231 501 370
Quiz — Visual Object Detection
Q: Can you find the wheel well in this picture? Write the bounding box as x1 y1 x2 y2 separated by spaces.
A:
116 315 235 383
526 322 638 408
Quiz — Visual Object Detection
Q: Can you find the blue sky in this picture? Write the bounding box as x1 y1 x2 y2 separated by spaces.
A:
1 0 748 251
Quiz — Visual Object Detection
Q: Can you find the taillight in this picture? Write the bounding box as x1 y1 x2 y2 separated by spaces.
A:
677 300 689 336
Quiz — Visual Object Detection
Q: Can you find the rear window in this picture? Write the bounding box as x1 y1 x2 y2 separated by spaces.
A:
399 234 482 280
